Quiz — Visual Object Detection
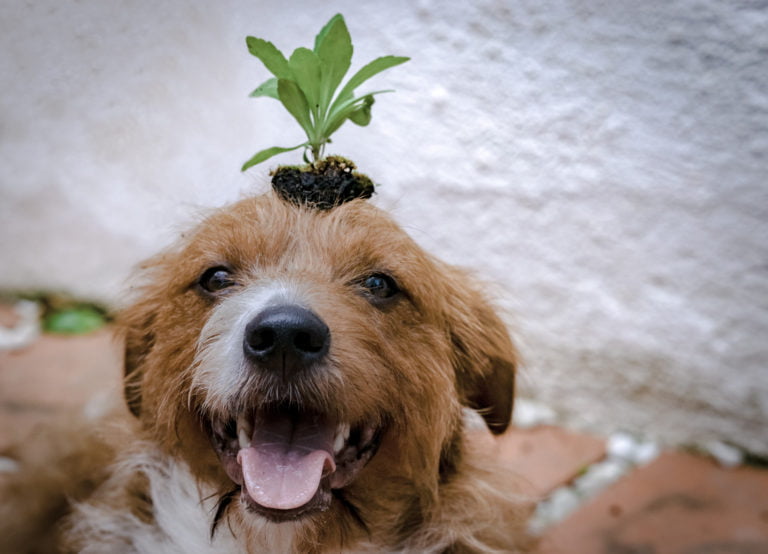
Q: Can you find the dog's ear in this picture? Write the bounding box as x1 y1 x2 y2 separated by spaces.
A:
444 270 518 435
120 302 157 418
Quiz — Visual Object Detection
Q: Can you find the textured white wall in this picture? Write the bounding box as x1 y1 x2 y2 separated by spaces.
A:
1 1 766 453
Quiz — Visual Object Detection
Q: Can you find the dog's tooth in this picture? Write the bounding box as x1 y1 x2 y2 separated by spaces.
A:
333 423 350 454
237 414 252 434
236 414 252 448
238 427 250 449
333 432 345 454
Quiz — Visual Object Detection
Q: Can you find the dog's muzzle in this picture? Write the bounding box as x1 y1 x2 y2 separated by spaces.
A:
203 302 385 521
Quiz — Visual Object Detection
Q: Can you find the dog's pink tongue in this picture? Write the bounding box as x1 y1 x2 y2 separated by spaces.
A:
237 418 336 510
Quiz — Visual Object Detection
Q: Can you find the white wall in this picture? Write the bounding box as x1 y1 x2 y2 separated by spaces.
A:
1 1 766 454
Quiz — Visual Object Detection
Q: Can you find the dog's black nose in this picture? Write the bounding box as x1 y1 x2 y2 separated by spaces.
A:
243 305 330 374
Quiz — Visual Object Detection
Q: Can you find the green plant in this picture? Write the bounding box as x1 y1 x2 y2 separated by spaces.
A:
43 305 107 335
241 14 409 171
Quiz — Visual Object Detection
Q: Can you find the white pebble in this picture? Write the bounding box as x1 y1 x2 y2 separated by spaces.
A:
0 300 41 351
703 440 743 468
574 459 630 497
632 440 661 465
514 398 558 428
0 456 20 474
528 486 581 534
606 431 639 461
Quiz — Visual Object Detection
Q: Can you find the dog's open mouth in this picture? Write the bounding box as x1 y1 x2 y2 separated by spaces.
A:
206 405 383 521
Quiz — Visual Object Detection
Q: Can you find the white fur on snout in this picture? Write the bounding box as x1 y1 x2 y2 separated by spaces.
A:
191 282 307 414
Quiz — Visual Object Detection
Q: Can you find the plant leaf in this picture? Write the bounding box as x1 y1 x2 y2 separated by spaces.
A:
288 47 322 110
313 13 344 53
348 94 375 126
322 90 391 137
335 55 409 107
315 15 352 112
277 79 313 139
246 37 292 79
249 77 279 99
243 14 409 166
241 143 308 171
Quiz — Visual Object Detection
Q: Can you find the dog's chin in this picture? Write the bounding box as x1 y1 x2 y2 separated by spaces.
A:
205 403 384 522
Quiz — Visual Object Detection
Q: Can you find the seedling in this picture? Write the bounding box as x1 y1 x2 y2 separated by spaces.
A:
241 14 409 171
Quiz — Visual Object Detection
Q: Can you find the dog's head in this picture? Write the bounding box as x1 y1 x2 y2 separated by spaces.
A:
120 192 517 535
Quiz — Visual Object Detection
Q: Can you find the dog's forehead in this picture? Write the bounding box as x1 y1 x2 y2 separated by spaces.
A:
183 194 426 278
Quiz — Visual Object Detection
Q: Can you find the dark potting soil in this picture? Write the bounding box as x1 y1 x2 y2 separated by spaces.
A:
271 156 374 210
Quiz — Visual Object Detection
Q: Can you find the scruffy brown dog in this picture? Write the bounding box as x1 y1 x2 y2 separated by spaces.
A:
5 192 534 553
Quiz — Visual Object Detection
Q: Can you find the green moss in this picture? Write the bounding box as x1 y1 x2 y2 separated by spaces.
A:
2 292 110 335
44 305 106 335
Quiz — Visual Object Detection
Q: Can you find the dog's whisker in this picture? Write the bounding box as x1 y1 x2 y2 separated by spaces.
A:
209 488 239 541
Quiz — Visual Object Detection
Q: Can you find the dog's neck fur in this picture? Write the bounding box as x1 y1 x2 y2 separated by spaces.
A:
68 445 325 554
65 429 530 553
67 447 241 554
66 443 403 553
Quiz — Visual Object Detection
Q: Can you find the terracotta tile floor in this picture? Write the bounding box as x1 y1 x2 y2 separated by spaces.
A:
0 328 120 452
539 451 768 554
1 320 767 553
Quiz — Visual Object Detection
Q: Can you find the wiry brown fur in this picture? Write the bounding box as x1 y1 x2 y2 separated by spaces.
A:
4 192 535 552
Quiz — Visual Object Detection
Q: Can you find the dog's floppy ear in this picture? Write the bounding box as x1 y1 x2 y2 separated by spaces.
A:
444 269 518 435
120 301 157 418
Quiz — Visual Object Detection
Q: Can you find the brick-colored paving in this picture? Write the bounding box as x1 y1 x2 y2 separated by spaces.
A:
497 425 606 497
0 328 120 452
539 451 768 553
2 316 767 553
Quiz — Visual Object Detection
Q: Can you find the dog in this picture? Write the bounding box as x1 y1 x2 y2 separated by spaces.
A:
4 191 534 552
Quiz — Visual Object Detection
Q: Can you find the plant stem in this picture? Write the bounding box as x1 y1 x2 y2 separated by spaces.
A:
311 139 329 162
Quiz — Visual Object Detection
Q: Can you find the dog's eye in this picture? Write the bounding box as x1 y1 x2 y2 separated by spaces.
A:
360 273 400 300
198 266 237 294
